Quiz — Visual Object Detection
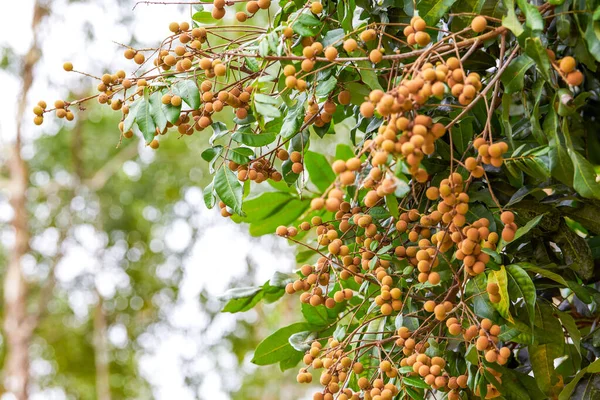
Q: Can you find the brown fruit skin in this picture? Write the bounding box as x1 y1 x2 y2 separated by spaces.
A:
324 46 338 61
500 211 514 224
236 12 247 22
567 70 584 86
133 52 145 65
257 0 271 9
246 0 259 13
471 16 487 33
343 38 358 53
338 90 351 105
415 31 430 46
369 49 383 64
149 139 159 149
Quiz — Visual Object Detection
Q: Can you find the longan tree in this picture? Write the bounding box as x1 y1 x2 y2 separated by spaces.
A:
38 0 600 398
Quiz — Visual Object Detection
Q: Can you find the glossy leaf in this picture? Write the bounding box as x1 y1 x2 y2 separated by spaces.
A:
214 166 244 216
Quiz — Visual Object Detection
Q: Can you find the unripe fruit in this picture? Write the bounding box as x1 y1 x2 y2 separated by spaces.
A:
471 16 487 33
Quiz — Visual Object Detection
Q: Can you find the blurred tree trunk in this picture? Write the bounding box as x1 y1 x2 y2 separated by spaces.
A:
3 2 48 399
93 294 112 400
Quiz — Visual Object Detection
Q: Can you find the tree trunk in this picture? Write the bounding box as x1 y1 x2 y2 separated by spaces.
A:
3 2 48 398
93 295 112 400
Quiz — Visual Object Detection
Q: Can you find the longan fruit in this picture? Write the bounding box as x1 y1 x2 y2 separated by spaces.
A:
337 90 351 105
471 16 487 33
33 116 44 125
369 49 383 63
276 226 288 236
476 336 489 351
301 59 315 72
343 38 358 53
567 70 584 86
283 64 296 77
324 46 338 61
360 29 377 42
559 56 576 74
168 22 180 33
360 102 375 118
212 7 226 19
214 64 226 76
415 31 430 46
292 162 303 174
149 139 160 149
481 318 493 330
413 18 427 32
283 27 293 38
448 323 462 335
133 52 145 65
62 62 73 72
170 95 182 107
500 211 514 224
310 1 323 14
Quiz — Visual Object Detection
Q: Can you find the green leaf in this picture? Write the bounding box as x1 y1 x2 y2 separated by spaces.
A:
466 273 499 320
516 262 567 286
487 266 513 323
403 376 431 389
516 0 544 33
524 37 551 80
232 130 277 147
357 60 384 91
251 322 310 365
322 28 345 47
417 0 458 26
385 194 399 220
220 286 264 313
288 330 316 352
214 166 244 216
568 149 600 200
502 0 524 36
559 359 600 400
280 95 306 139
529 343 561 396
254 93 281 118
192 10 212 24
227 147 254 165
315 76 338 98
333 325 346 341
148 91 168 132
123 97 140 133
203 181 216 209
558 310 581 356
135 96 156 144
301 303 329 327
304 151 335 192
497 213 543 249
506 264 536 329
292 12 321 36
501 55 534 94
451 117 473 154
173 80 200 110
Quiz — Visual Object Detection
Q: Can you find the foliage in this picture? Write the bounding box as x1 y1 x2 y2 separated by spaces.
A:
40 0 600 399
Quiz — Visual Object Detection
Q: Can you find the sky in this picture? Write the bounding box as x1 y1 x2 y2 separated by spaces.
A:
0 1 298 399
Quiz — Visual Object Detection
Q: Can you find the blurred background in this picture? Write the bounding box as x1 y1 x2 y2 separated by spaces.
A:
0 0 316 398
